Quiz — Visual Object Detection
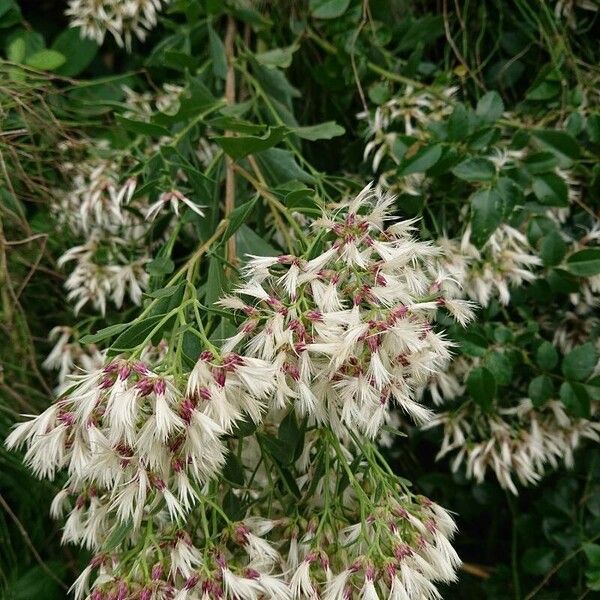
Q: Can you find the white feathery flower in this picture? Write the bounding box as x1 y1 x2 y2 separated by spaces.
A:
146 190 205 221
66 0 169 50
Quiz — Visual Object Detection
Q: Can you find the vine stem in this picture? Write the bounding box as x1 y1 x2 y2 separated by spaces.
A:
224 15 237 268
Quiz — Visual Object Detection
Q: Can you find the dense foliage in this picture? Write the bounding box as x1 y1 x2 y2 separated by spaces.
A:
1 1 599 599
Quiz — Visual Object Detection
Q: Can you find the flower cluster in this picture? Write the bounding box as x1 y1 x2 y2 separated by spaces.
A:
6 347 280 547
67 0 168 50
358 86 456 196
220 184 474 438
7 184 467 599
427 397 600 494
54 145 153 314
433 225 541 307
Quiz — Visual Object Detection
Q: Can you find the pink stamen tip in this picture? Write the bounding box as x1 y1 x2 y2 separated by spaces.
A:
151 563 163 580
154 379 167 395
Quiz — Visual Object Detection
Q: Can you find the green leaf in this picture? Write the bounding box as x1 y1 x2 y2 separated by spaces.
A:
547 268 579 294
540 230 567 266
293 121 345 141
529 375 554 406
25 49 65 71
452 158 496 182
223 453 245 486
206 254 226 306
221 196 258 242
536 341 559 371
470 188 503 247
533 129 580 164
454 328 488 357
231 418 258 438
523 151 559 174
80 323 130 345
584 543 600 568
476 91 504 123
208 23 227 79
562 343 598 381
467 367 496 408
146 256 175 277
116 115 170 137
566 249 600 277
398 144 442 176
255 45 297 69
105 521 133 551
212 127 287 159
560 381 591 417
111 315 165 352
222 489 247 520
145 285 182 299
278 409 303 463
254 148 314 185
10 564 65 600
447 103 470 141
237 224 279 258
52 27 98 76
309 0 351 19
6 35 25 62
484 351 512 386
522 548 557 576
532 173 568 206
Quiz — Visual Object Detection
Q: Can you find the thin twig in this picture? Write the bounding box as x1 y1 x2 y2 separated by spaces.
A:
524 531 600 600
0 493 68 591
461 562 492 579
224 15 237 268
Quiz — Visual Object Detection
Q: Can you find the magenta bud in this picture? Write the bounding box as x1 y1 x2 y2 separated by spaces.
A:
151 563 163 580
185 575 199 590
139 588 152 600
154 378 166 395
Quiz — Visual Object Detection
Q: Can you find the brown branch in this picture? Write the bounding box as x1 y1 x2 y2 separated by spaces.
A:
224 16 237 268
461 562 492 579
